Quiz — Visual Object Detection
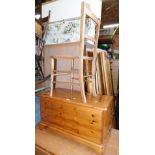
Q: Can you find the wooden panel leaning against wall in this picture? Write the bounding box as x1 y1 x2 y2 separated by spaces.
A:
111 31 119 96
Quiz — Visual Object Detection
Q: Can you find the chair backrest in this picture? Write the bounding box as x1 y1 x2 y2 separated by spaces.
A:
80 1 100 56
79 2 101 96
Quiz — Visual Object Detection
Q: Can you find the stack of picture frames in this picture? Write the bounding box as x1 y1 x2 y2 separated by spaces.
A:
97 51 113 95
85 50 113 96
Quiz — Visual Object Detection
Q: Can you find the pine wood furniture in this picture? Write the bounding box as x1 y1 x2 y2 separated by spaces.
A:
39 88 114 154
50 2 100 103
110 60 119 96
42 46 113 96
36 126 118 155
100 52 113 95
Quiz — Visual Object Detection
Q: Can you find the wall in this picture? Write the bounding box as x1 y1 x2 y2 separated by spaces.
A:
42 0 102 22
42 0 102 45
44 42 81 90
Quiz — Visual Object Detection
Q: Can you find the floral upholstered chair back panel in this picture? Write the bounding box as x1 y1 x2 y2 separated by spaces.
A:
45 17 96 45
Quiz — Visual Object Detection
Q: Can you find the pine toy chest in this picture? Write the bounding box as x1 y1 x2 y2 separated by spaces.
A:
39 88 114 154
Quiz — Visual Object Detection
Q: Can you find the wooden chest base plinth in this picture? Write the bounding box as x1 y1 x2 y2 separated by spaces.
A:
36 126 119 155
39 88 114 154
39 122 105 154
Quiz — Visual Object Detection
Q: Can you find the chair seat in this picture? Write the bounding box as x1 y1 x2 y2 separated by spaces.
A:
52 81 80 86
50 56 79 60
83 56 93 60
53 69 79 74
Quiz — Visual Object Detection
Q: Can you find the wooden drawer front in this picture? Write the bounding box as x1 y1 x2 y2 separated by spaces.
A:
40 97 103 144
102 101 114 143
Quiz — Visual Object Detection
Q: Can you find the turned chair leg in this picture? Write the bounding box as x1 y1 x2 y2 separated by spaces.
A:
80 77 87 103
92 56 97 96
70 59 74 98
79 60 87 103
50 58 54 96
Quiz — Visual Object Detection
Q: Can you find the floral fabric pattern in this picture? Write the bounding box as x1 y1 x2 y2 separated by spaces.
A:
45 17 96 45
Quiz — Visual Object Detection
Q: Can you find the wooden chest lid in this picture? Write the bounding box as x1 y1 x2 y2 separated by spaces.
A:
38 88 113 110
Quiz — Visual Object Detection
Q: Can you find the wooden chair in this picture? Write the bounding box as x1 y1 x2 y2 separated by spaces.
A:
50 2 100 103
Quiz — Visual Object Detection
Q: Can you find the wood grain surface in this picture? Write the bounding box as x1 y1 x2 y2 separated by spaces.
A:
35 126 119 155
39 88 114 154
